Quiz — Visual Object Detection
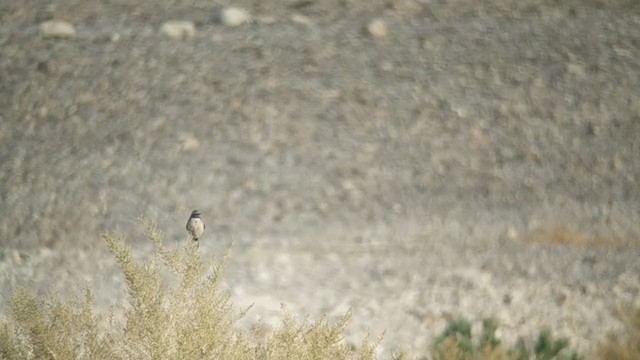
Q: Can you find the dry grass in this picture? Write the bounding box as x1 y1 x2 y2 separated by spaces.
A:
0 219 637 360
0 219 385 360
524 225 619 247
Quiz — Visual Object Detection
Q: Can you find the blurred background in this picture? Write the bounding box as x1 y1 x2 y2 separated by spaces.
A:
1 0 639 355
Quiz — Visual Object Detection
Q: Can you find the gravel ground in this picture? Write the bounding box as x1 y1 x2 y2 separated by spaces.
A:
1 0 639 356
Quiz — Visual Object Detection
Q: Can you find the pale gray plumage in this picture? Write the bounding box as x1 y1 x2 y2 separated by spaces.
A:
186 210 205 247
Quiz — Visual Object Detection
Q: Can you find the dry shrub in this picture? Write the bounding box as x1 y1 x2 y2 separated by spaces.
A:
0 218 636 360
0 219 382 360
525 225 617 247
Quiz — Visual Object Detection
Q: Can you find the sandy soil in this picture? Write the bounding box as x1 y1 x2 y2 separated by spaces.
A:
1 0 639 356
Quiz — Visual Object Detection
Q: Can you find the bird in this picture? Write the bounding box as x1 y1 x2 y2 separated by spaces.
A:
186 210 205 247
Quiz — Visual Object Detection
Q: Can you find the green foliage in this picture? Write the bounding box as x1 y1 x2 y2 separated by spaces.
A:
532 329 580 360
479 319 501 350
433 318 474 356
432 317 502 358
432 318 583 360
511 338 529 360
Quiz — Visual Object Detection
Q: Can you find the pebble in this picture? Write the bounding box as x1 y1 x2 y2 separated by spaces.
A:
39 20 76 39
367 18 388 38
37 107 48 119
177 132 200 151
291 14 314 27
215 7 250 27
257 16 277 25
160 20 196 40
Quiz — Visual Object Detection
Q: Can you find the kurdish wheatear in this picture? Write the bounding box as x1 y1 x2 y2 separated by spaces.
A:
186 210 205 247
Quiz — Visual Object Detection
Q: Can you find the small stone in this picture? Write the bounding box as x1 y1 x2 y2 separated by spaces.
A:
257 16 277 25
291 14 314 27
367 18 388 38
567 62 586 78
37 107 48 119
243 179 259 191
177 132 200 151
160 20 196 40
11 250 22 265
215 7 250 27
40 20 76 39
380 61 393 71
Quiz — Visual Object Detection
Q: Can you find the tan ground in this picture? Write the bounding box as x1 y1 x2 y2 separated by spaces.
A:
1 0 639 356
